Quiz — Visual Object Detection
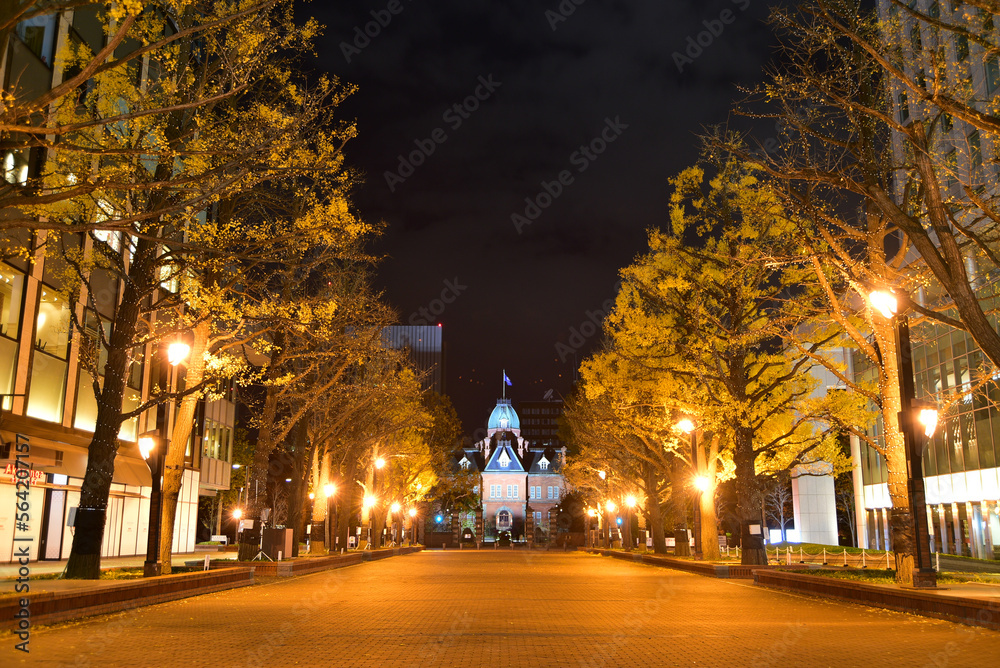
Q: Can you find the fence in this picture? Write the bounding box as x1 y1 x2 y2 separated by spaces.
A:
764 546 893 569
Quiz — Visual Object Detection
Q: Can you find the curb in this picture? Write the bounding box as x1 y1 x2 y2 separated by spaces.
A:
754 569 1000 631
1 567 253 632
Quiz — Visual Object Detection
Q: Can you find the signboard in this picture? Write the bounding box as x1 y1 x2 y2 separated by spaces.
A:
3 463 45 485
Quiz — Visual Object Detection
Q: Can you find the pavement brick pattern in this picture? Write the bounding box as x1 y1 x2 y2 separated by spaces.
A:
6 551 1000 667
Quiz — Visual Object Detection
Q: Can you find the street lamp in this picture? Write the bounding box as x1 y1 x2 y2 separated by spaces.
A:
869 288 938 588
167 341 191 366
408 507 417 546
139 432 165 577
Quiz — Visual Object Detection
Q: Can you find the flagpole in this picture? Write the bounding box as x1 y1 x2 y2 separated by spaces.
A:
502 369 506 400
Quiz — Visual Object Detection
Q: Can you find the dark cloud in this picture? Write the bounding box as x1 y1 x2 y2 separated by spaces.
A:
308 0 779 431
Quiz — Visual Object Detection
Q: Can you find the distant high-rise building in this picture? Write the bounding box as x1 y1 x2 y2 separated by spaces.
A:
381 325 444 394
518 393 565 451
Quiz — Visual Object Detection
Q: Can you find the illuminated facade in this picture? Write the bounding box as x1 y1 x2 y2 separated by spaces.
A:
461 398 567 542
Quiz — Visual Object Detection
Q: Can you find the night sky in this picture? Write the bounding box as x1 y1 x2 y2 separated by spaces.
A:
307 0 780 432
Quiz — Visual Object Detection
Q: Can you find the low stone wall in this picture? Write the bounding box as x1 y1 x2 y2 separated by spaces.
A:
0 567 253 631
754 569 1000 630
222 545 423 576
587 548 776 579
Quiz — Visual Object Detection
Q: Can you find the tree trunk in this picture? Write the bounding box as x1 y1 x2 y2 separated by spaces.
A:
65 242 155 579
700 486 721 561
643 458 667 554
335 455 358 552
309 444 326 554
286 421 310 558
158 320 210 573
734 428 766 566
238 378 280 561
872 314 915 585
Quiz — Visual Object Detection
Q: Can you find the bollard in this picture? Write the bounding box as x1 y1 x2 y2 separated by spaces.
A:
785 547 792 566
861 549 866 569
843 549 848 567
935 551 940 572
799 547 804 563
822 548 827 565
204 554 211 571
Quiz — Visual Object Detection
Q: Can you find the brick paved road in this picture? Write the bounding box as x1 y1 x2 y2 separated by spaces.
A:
7 551 1000 667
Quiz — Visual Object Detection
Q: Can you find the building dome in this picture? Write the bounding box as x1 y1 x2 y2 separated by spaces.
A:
487 398 520 434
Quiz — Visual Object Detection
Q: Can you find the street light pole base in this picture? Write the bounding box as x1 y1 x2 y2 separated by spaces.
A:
143 561 162 577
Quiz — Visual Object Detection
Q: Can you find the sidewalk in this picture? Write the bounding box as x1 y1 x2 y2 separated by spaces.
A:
0 551 236 584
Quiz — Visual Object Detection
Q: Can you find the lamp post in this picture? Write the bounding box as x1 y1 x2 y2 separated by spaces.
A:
598 470 609 547
408 507 417 546
870 289 939 588
143 337 189 574
140 433 166 577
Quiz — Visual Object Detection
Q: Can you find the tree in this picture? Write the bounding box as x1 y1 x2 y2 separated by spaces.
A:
562 377 674 555
763 472 794 543
603 159 853 564
728 0 999 582
835 473 858 547
53 0 362 578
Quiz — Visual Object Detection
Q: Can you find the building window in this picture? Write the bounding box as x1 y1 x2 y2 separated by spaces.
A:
0 265 25 410
909 25 922 53
513 484 518 498
26 288 70 423
945 148 958 187
969 130 982 170
3 150 29 186
539 458 548 470
986 56 1000 96
956 34 969 62
16 14 57 66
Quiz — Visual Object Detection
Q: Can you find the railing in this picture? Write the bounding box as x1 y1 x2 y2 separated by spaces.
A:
764 546 892 569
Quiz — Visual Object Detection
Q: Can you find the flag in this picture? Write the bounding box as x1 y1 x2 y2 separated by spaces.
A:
503 371 512 386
